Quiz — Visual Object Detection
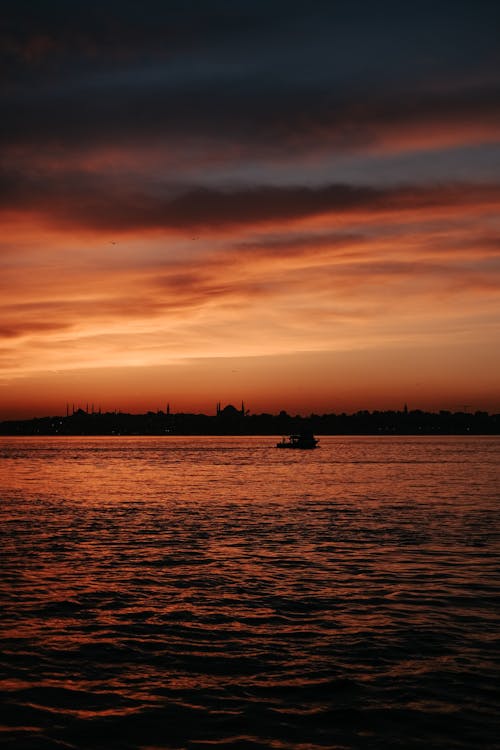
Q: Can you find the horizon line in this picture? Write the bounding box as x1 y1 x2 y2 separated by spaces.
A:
2 404 498 423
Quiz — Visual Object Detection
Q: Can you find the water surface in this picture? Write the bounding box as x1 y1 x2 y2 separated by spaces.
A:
1 436 499 749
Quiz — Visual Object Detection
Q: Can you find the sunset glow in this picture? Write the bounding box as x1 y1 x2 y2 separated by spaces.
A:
2 2 500 418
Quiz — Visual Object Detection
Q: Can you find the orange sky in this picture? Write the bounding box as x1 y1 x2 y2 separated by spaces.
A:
2 2 500 418
2 186 499 418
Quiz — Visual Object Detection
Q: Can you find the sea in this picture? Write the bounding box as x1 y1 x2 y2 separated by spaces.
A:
1 435 499 750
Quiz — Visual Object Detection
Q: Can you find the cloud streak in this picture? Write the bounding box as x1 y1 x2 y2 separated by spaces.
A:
2 172 500 231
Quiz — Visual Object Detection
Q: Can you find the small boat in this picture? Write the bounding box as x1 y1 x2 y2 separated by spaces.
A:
276 432 319 449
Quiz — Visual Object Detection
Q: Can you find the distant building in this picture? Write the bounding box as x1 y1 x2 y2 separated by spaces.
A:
216 402 246 418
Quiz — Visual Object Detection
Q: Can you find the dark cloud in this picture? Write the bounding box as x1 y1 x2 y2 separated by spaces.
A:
2 1 499 159
1 168 499 230
1 0 283 69
2 75 500 156
3 1 499 77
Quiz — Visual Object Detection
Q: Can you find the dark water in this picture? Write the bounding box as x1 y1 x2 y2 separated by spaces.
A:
1 436 499 749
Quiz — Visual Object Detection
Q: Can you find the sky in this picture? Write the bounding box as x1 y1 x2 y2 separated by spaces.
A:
1 0 500 419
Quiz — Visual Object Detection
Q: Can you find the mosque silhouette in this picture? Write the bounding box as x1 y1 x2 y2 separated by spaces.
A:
216 402 246 418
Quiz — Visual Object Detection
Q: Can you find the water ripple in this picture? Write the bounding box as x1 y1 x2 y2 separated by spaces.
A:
1 436 499 749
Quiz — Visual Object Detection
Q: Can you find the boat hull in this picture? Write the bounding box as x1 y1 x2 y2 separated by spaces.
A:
276 443 317 449
276 434 319 449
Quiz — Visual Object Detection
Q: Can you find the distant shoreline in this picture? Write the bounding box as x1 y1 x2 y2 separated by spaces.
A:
1 408 499 436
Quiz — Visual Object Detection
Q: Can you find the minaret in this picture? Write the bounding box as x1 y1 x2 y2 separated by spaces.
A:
167 403 170 416
241 400 245 416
